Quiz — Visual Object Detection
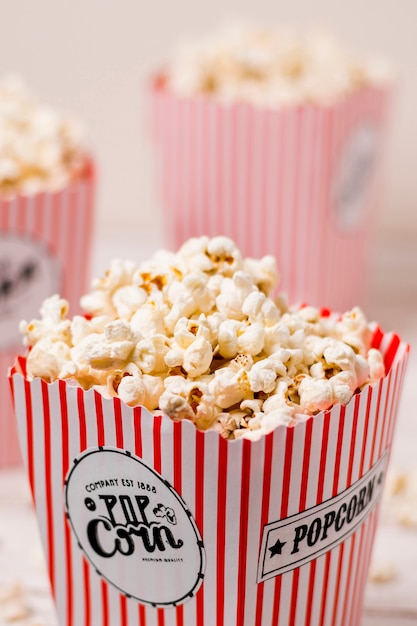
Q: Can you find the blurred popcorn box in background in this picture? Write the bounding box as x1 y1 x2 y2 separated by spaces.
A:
9 323 409 626
0 76 95 467
148 25 393 313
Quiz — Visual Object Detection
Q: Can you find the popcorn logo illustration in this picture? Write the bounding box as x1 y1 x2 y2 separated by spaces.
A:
153 503 177 525
0 235 59 350
257 450 388 582
0 257 38 303
65 447 205 607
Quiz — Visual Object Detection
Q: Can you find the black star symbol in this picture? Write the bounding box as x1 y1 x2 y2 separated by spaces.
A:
269 537 286 557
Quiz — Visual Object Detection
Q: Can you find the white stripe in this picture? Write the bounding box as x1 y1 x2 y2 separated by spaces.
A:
48 383 67 621
178 424 197 626
308 553 326 625
277 571 293 626
260 427 287 624
202 432 219 626
29 379 49 565
66 386 85 626
241 437 265 626
9 370 27 467
222 440 243 625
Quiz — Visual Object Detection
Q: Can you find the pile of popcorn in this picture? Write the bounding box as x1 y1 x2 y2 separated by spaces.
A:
0 75 85 196
20 236 385 441
167 24 391 106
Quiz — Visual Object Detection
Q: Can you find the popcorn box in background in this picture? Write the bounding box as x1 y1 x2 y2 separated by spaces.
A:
148 27 392 313
10 328 409 626
0 76 95 467
0 164 95 467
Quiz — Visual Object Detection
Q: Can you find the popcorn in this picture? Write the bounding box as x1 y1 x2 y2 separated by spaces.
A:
368 560 396 584
0 75 86 195
0 582 32 624
383 467 417 529
20 235 385 440
166 25 392 106
115 365 164 410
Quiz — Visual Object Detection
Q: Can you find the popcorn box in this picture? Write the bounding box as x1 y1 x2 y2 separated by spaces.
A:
148 76 391 312
9 326 409 626
0 162 95 467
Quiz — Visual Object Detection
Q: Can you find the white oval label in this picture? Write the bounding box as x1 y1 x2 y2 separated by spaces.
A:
65 447 205 607
0 234 60 350
331 124 378 232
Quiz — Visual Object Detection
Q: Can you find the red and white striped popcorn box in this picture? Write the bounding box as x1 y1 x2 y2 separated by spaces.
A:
148 76 392 312
0 161 95 467
9 326 409 626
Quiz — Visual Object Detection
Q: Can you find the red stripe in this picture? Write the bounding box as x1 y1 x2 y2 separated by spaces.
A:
289 419 313 626
59 382 73 626
272 427 294 626
77 388 87 452
356 511 379 624
254 434 274 626
153 415 163 472
350 515 374 625
138 605 146 626
101 579 109 626
24 379 35 496
236 439 251 626
347 396 360 486
340 534 357 624
371 326 384 350
134 409 147 625
92 393 109 624
120 596 128 626
216 437 228 626
359 388 373 477
173 422 183 491
116 399 128 623
383 334 400 373
332 406 346 496
94 393 105 447
320 406 346 623
317 412 331 503
64 522 74 626
41 382 55 596
281 428 294 515
345 522 367 626
195 430 205 626
382 369 400 463
318 553 332 626
330 543 345 626
288 569 300 626
378 374 393 458
305 561 319 626
304 413 331 626
59 381 70 481
369 383 384 466
300 419 313 508
114 398 124 448
83 558 91 626
157 609 165 626
318 406 346 626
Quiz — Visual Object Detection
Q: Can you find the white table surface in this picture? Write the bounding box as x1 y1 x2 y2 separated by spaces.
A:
0 227 416 626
